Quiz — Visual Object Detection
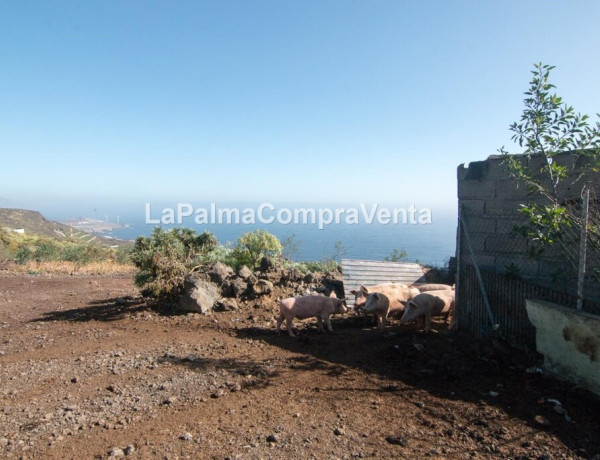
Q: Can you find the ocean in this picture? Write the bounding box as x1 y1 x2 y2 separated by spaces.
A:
70 203 459 267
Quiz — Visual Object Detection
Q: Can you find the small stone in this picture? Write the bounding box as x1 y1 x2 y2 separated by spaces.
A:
386 436 408 446
489 391 499 397
71 377 79 384
266 434 278 443
211 389 225 399
124 445 135 455
180 432 193 441
534 415 551 426
163 396 177 405
63 405 78 412
415 402 425 408
333 428 345 436
108 447 125 457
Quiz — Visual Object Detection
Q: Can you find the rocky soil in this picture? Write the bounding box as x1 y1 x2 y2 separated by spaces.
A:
1 271 599 459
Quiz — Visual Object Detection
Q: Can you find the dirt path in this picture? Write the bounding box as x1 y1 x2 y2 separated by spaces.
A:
1 273 599 459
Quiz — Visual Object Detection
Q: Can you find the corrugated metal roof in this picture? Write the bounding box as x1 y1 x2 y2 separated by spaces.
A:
342 259 426 307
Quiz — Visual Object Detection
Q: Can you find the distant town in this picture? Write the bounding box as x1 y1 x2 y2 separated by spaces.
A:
60 217 130 234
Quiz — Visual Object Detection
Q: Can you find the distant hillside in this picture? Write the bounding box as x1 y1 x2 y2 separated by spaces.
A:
0 208 128 245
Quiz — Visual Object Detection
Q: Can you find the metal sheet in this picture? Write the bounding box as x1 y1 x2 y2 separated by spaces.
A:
342 259 426 306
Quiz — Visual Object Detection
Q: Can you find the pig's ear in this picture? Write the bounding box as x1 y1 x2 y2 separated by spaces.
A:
360 285 368 294
350 289 356 295
329 291 337 298
399 299 408 306
373 293 380 301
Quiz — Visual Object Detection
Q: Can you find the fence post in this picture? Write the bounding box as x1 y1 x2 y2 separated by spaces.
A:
577 187 590 310
454 205 462 330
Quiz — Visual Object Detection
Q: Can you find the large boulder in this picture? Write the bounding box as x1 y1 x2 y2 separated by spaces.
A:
259 256 276 272
178 276 219 314
208 261 234 284
251 279 274 296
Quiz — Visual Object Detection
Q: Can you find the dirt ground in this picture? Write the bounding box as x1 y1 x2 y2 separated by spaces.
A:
1 273 599 460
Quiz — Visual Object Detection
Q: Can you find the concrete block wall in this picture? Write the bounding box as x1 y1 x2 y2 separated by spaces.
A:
457 153 594 293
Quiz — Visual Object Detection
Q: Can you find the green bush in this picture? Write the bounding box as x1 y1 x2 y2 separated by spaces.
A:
232 229 282 269
34 240 61 262
113 245 132 265
15 246 32 264
130 227 219 299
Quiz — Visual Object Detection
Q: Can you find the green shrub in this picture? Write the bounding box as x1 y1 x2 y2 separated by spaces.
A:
34 240 61 262
130 227 219 299
113 245 132 265
232 229 282 269
15 246 32 264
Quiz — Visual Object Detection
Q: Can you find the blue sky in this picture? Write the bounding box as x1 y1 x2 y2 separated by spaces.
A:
1 0 599 217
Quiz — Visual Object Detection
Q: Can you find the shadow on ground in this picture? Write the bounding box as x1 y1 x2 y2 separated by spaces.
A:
235 317 600 458
30 296 149 322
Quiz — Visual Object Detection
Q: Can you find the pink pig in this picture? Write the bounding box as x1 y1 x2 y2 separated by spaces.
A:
276 292 349 337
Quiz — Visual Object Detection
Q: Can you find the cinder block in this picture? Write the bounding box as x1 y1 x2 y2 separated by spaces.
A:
486 158 511 180
457 178 496 199
494 179 534 200
460 199 485 215
460 215 496 233
496 216 528 235
484 198 521 215
472 255 496 271
485 234 529 254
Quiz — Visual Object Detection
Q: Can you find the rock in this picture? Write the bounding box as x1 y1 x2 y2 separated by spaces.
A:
230 278 248 298
386 436 408 446
534 415 551 426
333 428 345 436
178 276 219 314
163 396 177 405
266 434 278 443
259 256 276 272
323 272 344 292
303 272 317 284
108 447 125 457
489 391 499 397
252 279 274 296
123 445 135 455
215 298 239 312
116 297 127 306
237 265 254 280
180 432 193 441
208 261 234 283
71 376 79 383
282 267 303 283
211 389 225 399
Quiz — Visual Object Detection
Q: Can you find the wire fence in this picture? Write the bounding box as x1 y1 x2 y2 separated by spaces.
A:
456 187 600 347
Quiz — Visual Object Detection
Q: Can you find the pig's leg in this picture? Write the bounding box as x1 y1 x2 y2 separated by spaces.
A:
316 316 324 333
378 312 387 331
285 315 296 337
276 313 285 335
424 313 432 332
324 315 333 332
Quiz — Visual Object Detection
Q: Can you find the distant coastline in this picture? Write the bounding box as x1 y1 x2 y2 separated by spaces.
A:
60 218 131 235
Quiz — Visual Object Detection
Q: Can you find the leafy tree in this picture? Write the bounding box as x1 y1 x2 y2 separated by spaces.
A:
234 229 282 269
499 63 600 248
